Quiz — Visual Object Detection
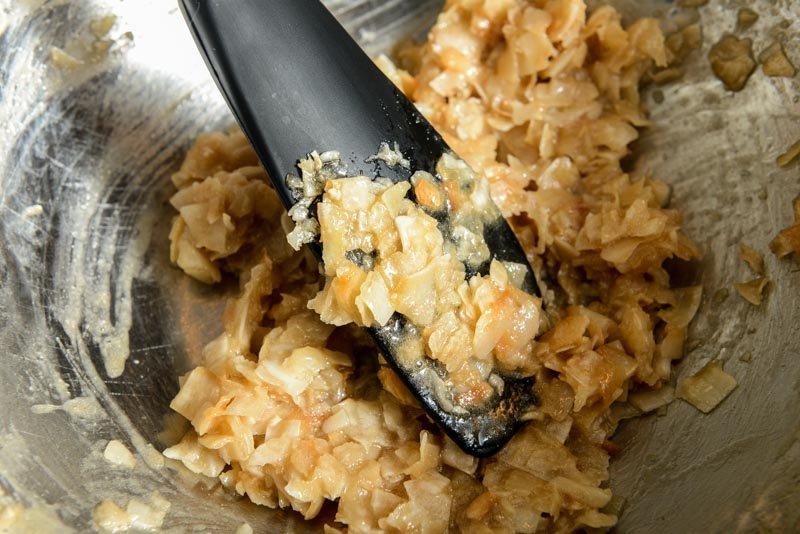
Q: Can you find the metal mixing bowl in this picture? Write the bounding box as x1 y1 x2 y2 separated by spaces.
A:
1 0 798 531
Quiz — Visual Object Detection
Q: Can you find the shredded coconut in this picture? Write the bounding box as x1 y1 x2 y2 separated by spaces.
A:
366 141 410 169
163 1 703 531
103 440 136 469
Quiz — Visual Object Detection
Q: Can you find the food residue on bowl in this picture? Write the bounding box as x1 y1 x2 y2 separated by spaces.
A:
777 140 800 168
770 195 800 258
677 361 737 413
677 0 708 8
738 243 764 274
736 8 759 31
366 141 411 169
48 14 131 71
0 494 72 534
650 22 703 84
103 440 137 470
49 47 85 71
93 493 170 534
20 204 45 218
89 15 117 39
734 277 769 306
758 40 797 78
30 396 102 420
708 35 756 91
628 385 676 413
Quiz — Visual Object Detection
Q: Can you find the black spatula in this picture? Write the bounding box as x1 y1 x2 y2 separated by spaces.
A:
179 0 540 456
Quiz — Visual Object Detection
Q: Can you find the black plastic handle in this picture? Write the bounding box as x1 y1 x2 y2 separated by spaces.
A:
179 0 447 208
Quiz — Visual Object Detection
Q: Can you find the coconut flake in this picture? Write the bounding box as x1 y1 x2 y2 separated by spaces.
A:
103 440 136 469
738 243 764 274
677 362 737 413
366 142 410 169
733 277 768 305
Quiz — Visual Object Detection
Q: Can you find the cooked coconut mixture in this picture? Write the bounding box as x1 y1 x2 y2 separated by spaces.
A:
163 0 703 531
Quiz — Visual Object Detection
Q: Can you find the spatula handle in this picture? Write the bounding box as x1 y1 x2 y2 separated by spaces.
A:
178 0 445 207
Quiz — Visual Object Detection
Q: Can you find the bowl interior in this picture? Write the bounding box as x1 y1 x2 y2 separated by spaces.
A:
0 0 798 531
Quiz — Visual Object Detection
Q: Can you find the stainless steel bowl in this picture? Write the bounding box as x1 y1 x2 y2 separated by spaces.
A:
1 0 798 531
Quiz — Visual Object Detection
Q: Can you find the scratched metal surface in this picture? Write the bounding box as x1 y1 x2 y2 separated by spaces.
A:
0 0 798 532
